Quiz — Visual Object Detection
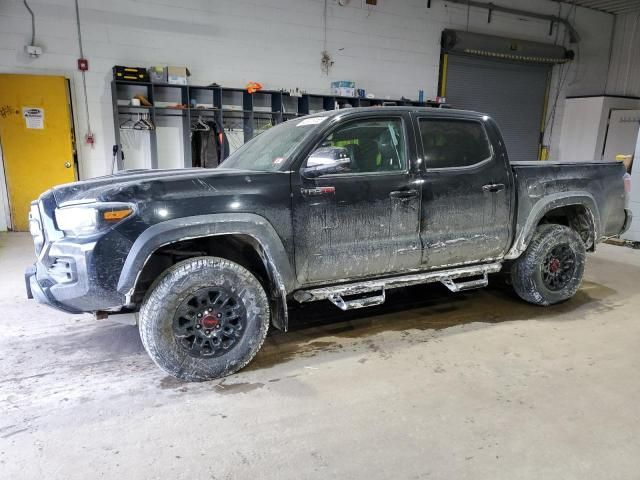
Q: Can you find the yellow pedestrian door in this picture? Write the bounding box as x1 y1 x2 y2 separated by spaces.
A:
0 74 76 231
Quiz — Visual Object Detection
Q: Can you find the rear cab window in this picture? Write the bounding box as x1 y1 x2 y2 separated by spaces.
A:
418 118 492 169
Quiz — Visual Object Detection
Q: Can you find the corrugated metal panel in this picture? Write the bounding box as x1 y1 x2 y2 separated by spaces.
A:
445 55 549 163
567 0 640 15
606 12 640 97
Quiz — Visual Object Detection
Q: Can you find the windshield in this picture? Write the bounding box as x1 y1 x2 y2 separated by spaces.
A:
219 115 328 171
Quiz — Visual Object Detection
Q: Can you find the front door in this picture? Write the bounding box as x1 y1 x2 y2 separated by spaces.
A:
292 114 421 285
415 114 512 268
0 74 76 231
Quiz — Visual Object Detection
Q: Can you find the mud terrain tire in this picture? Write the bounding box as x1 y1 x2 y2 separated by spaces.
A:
511 224 586 306
139 256 270 381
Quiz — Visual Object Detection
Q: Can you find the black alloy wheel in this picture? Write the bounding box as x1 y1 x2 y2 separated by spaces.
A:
173 287 246 358
541 244 577 291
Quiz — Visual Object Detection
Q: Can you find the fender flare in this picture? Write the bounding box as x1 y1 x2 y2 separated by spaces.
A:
505 192 600 259
116 213 295 330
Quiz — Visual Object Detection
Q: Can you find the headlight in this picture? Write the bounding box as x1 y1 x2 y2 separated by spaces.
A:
55 202 134 236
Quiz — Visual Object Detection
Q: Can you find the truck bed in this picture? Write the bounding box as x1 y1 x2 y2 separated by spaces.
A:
508 161 627 257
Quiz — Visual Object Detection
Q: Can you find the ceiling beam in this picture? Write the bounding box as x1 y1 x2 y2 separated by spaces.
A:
448 0 580 42
553 0 640 15
611 6 640 14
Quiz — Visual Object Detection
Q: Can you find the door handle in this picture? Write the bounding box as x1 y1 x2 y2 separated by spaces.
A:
390 190 418 201
482 183 505 193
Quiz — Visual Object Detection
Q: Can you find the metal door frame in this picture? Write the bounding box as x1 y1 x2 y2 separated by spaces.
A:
0 138 11 230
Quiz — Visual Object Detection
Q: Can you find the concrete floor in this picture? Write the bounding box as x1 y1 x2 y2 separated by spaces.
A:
1 232 639 479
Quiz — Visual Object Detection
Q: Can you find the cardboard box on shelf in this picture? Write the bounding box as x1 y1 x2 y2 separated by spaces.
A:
166 66 190 85
331 80 356 97
149 66 167 83
616 154 633 173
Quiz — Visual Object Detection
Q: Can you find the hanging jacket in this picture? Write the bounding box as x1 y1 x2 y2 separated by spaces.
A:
192 120 229 168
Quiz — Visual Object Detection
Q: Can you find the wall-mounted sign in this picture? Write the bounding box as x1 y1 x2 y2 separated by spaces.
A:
23 107 44 129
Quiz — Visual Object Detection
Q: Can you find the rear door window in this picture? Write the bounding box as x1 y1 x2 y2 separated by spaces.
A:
418 118 492 169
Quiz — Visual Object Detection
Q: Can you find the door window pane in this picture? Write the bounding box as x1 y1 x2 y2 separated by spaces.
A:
419 119 491 169
319 118 406 173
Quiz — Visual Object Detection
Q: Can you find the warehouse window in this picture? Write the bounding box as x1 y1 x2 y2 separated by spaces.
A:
318 117 406 173
419 119 491 169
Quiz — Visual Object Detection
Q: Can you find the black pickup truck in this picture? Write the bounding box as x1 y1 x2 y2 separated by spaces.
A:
26 107 632 380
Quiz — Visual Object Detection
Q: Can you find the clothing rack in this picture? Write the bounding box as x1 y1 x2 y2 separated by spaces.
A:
111 80 438 171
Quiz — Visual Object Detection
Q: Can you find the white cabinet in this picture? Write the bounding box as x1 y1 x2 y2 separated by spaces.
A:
558 96 640 162
602 110 640 162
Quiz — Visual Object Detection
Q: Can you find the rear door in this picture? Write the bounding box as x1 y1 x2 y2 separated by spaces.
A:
292 113 421 285
415 113 512 268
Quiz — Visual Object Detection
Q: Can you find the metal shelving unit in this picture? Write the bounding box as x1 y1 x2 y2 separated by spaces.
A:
111 80 439 170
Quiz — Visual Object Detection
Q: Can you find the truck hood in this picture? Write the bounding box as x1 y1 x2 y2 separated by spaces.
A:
49 168 279 205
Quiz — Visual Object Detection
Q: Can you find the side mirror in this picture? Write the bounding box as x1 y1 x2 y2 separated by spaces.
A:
301 146 352 178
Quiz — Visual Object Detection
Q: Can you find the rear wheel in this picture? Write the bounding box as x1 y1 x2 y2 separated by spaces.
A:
139 256 270 381
511 224 586 306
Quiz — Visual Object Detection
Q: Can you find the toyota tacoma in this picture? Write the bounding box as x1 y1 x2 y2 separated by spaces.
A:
26 107 632 380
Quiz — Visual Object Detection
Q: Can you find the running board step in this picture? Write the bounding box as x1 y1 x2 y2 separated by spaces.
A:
293 262 502 307
328 289 386 311
440 274 489 292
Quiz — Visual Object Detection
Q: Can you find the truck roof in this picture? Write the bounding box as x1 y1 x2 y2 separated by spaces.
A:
313 105 488 120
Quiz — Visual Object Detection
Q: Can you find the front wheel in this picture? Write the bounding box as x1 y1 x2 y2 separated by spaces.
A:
139 256 270 381
511 224 586 306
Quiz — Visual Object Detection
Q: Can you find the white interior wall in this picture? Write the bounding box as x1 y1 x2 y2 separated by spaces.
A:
0 0 614 230
542 3 614 157
606 12 640 97
558 96 605 162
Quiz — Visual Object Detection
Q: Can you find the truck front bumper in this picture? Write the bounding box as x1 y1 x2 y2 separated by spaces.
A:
26 239 126 314
25 264 81 314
